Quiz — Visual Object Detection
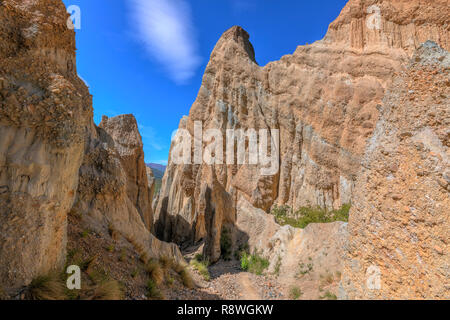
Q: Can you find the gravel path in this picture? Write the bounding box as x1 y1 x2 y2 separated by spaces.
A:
187 258 285 300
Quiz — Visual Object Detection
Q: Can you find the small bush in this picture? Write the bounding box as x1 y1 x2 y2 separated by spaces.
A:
240 252 269 275
176 266 194 289
159 256 173 270
290 287 303 300
190 257 210 282
146 260 164 285
27 273 66 300
146 280 163 300
271 204 351 229
274 256 282 276
320 291 337 300
89 279 122 300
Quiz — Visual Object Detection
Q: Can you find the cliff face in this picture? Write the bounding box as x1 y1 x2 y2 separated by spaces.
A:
341 42 449 299
155 0 449 263
70 114 182 265
0 0 92 290
99 115 154 230
0 0 182 294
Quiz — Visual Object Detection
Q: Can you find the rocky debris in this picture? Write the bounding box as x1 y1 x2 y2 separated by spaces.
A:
99 115 154 230
341 42 449 299
0 0 92 292
155 0 449 268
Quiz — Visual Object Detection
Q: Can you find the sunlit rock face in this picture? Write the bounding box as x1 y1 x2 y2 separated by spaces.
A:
0 0 92 290
155 0 449 265
341 42 449 300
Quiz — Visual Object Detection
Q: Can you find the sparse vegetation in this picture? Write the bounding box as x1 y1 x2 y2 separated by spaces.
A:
297 262 314 277
290 286 303 300
240 252 269 275
26 273 66 300
80 229 90 238
271 204 351 229
274 256 282 276
180 269 194 289
88 278 122 300
320 291 337 300
146 259 164 285
190 255 210 281
220 227 233 260
159 255 173 271
146 279 163 300
176 265 194 289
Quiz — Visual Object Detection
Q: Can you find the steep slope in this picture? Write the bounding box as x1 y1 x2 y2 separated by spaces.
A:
0 0 92 291
155 0 449 264
341 42 449 299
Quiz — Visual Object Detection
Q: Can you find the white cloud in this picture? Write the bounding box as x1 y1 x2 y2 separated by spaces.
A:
128 0 201 84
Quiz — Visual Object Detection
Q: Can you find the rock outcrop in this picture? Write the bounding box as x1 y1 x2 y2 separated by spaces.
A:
71 114 183 264
155 0 449 264
0 0 92 291
341 42 449 299
99 115 154 230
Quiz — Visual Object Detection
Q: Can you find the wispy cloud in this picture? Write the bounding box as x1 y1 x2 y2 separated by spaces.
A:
230 0 256 13
128 0 201 84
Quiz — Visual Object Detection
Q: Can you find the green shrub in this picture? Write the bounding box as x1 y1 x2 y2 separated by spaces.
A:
240 252 269 275
190 257 210 282
290 287 303 300
271 204 351 229
146 280 163 300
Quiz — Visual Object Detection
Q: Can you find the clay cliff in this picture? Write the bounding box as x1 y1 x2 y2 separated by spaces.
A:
0 0 92 291
341 42 449 299
0 0 181 295
155 0 449 266
99 115 154 230
70 114 182 263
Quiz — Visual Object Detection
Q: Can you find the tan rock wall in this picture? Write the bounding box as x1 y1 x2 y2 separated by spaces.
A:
155 0 449 263
0 0 92 291
341 42 449 299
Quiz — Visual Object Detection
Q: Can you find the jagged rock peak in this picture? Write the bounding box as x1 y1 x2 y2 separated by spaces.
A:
100 114 144 155
212 25 257 64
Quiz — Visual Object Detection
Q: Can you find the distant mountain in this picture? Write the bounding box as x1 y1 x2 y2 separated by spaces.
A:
146 163 166 177
146 163 166 195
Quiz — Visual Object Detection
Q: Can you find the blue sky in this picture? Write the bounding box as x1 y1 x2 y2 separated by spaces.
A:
62 0 348 164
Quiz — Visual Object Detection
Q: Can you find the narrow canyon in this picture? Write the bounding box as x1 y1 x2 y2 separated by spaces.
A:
0 0 448 300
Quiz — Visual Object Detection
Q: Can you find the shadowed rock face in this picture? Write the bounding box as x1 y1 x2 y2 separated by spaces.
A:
155 0 449 264
341 42 449 300
0 0 92 291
